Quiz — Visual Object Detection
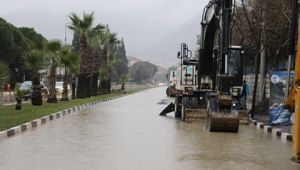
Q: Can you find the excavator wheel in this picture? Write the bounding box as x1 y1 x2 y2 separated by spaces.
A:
166 87 171 97
174 96 182 118
206 111 239 133
181 103 185 121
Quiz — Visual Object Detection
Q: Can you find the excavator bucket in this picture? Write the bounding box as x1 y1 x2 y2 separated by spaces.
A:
206 111 239 132
159 102 175 116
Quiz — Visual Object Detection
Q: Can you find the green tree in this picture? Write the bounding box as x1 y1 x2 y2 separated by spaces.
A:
99 27 119 94
89 24 119 94
129 61 158 84
0 18 48 86
46 40 62 103
60 47 79 101
69 12 94 98
112 39 129 83
0 18 30 84
25 50 45 106
18 27 47 50
88 24 106 96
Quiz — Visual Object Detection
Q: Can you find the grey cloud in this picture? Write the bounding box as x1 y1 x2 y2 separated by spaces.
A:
0 0 209 67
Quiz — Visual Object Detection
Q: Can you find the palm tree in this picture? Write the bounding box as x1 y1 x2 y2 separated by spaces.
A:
89 24 106 96
46 40 62 103
107 49 118 92
60 47 79 101
98 27 119 94
25 50 45 105
69 12 94 98
0 62 9 84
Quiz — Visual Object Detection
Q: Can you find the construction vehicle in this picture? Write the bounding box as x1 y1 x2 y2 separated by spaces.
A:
160 0 245 132
160 43 204 117
160 43 209 118
160 43 214 121
173 43 212 121
198 0 245 132
166 70 177 97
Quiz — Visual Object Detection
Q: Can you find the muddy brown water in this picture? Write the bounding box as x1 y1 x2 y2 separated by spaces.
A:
0 87 298 169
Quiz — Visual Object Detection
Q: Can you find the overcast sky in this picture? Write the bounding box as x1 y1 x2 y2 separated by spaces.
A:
0 0 209 67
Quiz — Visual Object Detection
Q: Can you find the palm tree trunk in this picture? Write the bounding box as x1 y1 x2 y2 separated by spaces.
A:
47 65 57 103
91 73 98 96
86 76 91 98
61 66 69 101
99 49 110 94
76 73 87 98
31 74 43 106
77 34 92 98
107 78 111 93
107 68 112 93
101 80 110 94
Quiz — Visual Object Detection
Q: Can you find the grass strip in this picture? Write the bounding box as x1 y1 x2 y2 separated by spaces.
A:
0 86 152 131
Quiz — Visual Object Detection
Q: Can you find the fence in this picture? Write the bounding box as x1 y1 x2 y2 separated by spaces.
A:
243 74 270 102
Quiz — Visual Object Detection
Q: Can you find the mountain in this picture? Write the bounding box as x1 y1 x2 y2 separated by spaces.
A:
140 14 202 67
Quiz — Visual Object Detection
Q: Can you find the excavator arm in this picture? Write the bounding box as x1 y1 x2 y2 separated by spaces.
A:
198 0 232 74
198 0 243 132
198 0 234 92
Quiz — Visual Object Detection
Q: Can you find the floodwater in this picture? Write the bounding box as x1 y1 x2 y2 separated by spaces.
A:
0 87 298 170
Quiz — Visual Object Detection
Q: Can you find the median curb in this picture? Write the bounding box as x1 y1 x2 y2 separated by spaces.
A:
249 118 293 142
0 93 128 141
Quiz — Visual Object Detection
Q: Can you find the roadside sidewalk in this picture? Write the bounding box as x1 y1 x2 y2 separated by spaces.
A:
246 99 293 142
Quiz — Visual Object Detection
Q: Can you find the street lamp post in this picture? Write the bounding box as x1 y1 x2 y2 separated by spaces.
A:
64 22 69 46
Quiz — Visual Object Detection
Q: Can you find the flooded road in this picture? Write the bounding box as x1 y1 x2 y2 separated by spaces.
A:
0 87 298 169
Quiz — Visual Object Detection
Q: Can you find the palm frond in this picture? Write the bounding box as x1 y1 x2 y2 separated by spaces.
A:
46 40 62 66
109 33 118 44
68 13 81 31
60 47 80 74
94 24 106 31
80 12 94 30
25 50 45 73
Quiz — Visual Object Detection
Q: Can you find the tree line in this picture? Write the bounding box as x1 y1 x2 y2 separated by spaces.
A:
129 61 158 84
0 12 130 106
231 0 291 72
68 12 128 99
233 0 292 110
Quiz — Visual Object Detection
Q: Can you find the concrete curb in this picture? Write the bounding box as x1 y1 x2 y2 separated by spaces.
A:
249 118 292 142
0 93 128 141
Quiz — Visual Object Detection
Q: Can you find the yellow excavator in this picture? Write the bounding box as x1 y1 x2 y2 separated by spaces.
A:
288 0 300 163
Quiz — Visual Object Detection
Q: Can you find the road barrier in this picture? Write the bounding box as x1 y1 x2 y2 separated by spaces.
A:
249 118 292 142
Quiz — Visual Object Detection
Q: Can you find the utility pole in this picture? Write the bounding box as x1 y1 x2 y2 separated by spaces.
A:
258 1 266 103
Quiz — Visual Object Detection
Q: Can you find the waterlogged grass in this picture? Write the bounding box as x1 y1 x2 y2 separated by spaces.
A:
0 86 152 131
